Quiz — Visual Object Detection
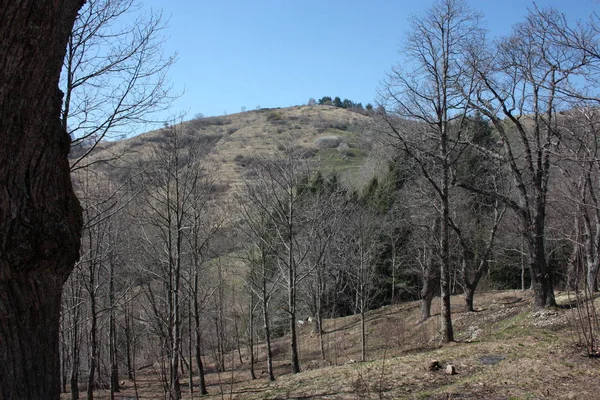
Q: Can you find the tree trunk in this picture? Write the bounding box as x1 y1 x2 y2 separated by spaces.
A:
360 307 366 362
289 286 300 373
194 320 208 395
421 275 437 321
249 293 257 380
528 214 556 309
87 256 98 400
61 328 68 394
440 122 454 343
464 284 476 313
124 295 134 381
109 258 120 398
193 273 208 395
420 246 438 321
0 2 84 399
262 301 275 381
588 263 599 294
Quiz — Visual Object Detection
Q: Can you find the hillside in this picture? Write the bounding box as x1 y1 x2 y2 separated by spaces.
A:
77 290 600 399
77 105 377 197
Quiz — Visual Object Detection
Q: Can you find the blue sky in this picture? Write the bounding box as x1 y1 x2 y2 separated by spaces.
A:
133 0 598 121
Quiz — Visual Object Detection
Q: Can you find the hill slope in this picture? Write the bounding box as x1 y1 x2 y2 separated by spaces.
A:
83 290 599 399
79 105 376 197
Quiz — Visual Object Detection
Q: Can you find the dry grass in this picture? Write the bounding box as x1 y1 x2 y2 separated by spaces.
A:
70 290 600 399
80 105 372 201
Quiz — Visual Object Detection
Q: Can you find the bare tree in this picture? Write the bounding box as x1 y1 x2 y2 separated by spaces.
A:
135 123 210 399
239 206 280 381
378 0 484 342
63 0 176 171
242 143 318 373
465 6 593 308
338 204 382 361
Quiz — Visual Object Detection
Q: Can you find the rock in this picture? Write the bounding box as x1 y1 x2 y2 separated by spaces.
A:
466 325 483 341
480 355 505 365
427 360 442 371
445 364 456 375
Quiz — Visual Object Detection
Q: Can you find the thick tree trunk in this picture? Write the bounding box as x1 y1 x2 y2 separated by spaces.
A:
464 284 476 313
420 248 438 321
0 3 84 399
528 213 556 309
463 262 486 313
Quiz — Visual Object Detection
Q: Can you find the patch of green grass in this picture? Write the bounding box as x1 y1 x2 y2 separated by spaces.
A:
316 148 366 174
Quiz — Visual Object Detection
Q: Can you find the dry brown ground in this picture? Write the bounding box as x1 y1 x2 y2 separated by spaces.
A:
70 290 600 399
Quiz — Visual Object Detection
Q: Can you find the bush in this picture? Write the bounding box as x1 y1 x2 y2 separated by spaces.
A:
266 110 285 123
188 116 232 130
314 136 341 149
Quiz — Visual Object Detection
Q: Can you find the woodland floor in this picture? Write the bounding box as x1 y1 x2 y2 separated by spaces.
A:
67 290 600 399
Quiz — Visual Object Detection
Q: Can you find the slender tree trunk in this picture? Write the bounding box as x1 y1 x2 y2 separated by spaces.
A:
109 258 120 398
188 299 194 397
124 294 134 381
440 123 454 342
61 328 68 394
316 272 326 360
588 263 599 294
288 279 300 373
521 236 527 291
193 275 208 395
248 293 257 380
87 261 98 400
70 279 81 400
0 3 84 399
360 305 366 362
262 299 275 381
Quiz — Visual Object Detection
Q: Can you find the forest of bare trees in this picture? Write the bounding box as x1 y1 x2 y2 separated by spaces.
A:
6 0 600 399
54 1 600 398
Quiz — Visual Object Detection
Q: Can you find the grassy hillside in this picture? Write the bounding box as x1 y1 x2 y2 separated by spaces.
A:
76 290 600 399
77 105 375 198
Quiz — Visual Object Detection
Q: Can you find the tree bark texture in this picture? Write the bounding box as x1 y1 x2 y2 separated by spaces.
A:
0 1 84 399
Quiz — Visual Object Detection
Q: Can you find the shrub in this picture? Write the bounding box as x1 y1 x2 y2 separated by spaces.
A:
266 110 285 123
314 136 341 149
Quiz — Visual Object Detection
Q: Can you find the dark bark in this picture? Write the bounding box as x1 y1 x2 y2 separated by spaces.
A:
248 293 257 380
421 292 435 321
86 256 98 400
124 295 134 381
289 288 300 373
0 1 84 399
420 238 439 321
193 275 208 395
262 300 275 381
109 258 120 398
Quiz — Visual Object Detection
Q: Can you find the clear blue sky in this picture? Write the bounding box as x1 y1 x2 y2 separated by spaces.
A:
135 0 598 120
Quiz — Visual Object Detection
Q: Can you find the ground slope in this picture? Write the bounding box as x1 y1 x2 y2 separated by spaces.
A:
83 290 600 400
